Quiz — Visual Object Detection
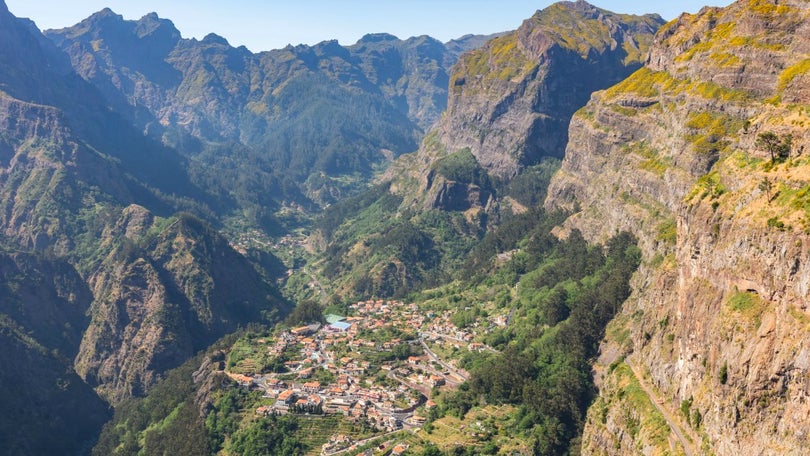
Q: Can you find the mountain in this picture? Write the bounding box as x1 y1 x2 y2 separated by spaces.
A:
0 1 290 451
544 0 810 453
382 0 664 218
76 209 287 403
4 0 808 454
310 1 663 299
0 249 111 456
46 13 498 211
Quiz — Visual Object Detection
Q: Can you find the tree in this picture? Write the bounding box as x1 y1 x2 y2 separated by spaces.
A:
756 132 791 162
286 300 323 325
758 177 773 203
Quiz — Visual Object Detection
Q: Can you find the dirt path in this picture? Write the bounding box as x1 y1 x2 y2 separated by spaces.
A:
626 358 698 456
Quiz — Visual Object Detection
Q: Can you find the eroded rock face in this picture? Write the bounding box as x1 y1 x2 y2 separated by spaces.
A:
77 210 287 403
387 1 663 214
546 1 810 454
437 1 663 180
0 1 289 408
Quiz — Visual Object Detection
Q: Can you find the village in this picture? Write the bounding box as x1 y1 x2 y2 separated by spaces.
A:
224 298 500 455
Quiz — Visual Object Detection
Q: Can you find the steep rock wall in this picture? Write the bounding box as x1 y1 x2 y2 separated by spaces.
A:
387 1 663 215
546 1 810 454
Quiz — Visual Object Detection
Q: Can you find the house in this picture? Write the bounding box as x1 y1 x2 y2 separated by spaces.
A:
291 326 313 336
226 372 254 385
329 386 344 396
303 381 321 393
277 389 296 405
430 375 445 387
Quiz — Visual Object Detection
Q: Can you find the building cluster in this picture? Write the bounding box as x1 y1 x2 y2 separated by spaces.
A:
226 298 496 446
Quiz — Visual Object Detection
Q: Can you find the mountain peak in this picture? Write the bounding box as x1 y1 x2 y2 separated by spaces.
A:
134 11 180 39
90 7 123 22
357 33 400 44
201 32 229 46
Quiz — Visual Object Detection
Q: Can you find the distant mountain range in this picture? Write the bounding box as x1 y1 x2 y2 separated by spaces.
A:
45 9 502 213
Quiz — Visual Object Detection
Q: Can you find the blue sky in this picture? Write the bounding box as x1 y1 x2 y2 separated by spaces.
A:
6 1 734 52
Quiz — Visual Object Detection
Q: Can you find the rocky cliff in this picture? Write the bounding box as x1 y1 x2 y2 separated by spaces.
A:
545 0 810 454
311 2 663 300
387 0 663 215
0 3 289 449
76 209 287 402
0 249 112 455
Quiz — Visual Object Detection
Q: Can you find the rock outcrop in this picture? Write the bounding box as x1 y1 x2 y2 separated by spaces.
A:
545 0 810 454
0 250 111 455
77 209 287 402
432 0 663 179
387 0 663 215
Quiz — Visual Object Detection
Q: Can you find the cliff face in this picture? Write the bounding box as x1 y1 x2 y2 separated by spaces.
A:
77 209 286 402
387 1 663 215
0 0 288 425
0 250 111 455
433 0 663 179
545 0 810 454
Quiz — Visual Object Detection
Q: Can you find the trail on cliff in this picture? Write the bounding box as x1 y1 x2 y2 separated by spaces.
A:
627 357 698 456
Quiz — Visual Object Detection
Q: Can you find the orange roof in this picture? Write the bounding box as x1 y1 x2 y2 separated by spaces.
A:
277 390 295 401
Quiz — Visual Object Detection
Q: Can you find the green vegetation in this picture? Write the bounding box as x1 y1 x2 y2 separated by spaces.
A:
656 218 678 245
459 34 536 82
534 3 660 61
756 131 792 163
625 141 670 176
687 171 727 203
93 347 220 455
434 148 491 188
423 214 640 454
227 415 305 455
502 158 561 207
610 363 671 447
603 67 750 103
726 290 768 325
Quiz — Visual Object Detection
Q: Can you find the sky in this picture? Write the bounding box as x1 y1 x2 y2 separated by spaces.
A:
5 1 735 53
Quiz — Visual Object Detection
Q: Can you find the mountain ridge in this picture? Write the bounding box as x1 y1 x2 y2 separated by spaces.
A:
544 0 810 453
0 3 291 452
45 10 501 211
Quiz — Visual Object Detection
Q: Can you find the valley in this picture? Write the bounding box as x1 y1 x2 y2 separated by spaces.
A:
0 0 808 455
